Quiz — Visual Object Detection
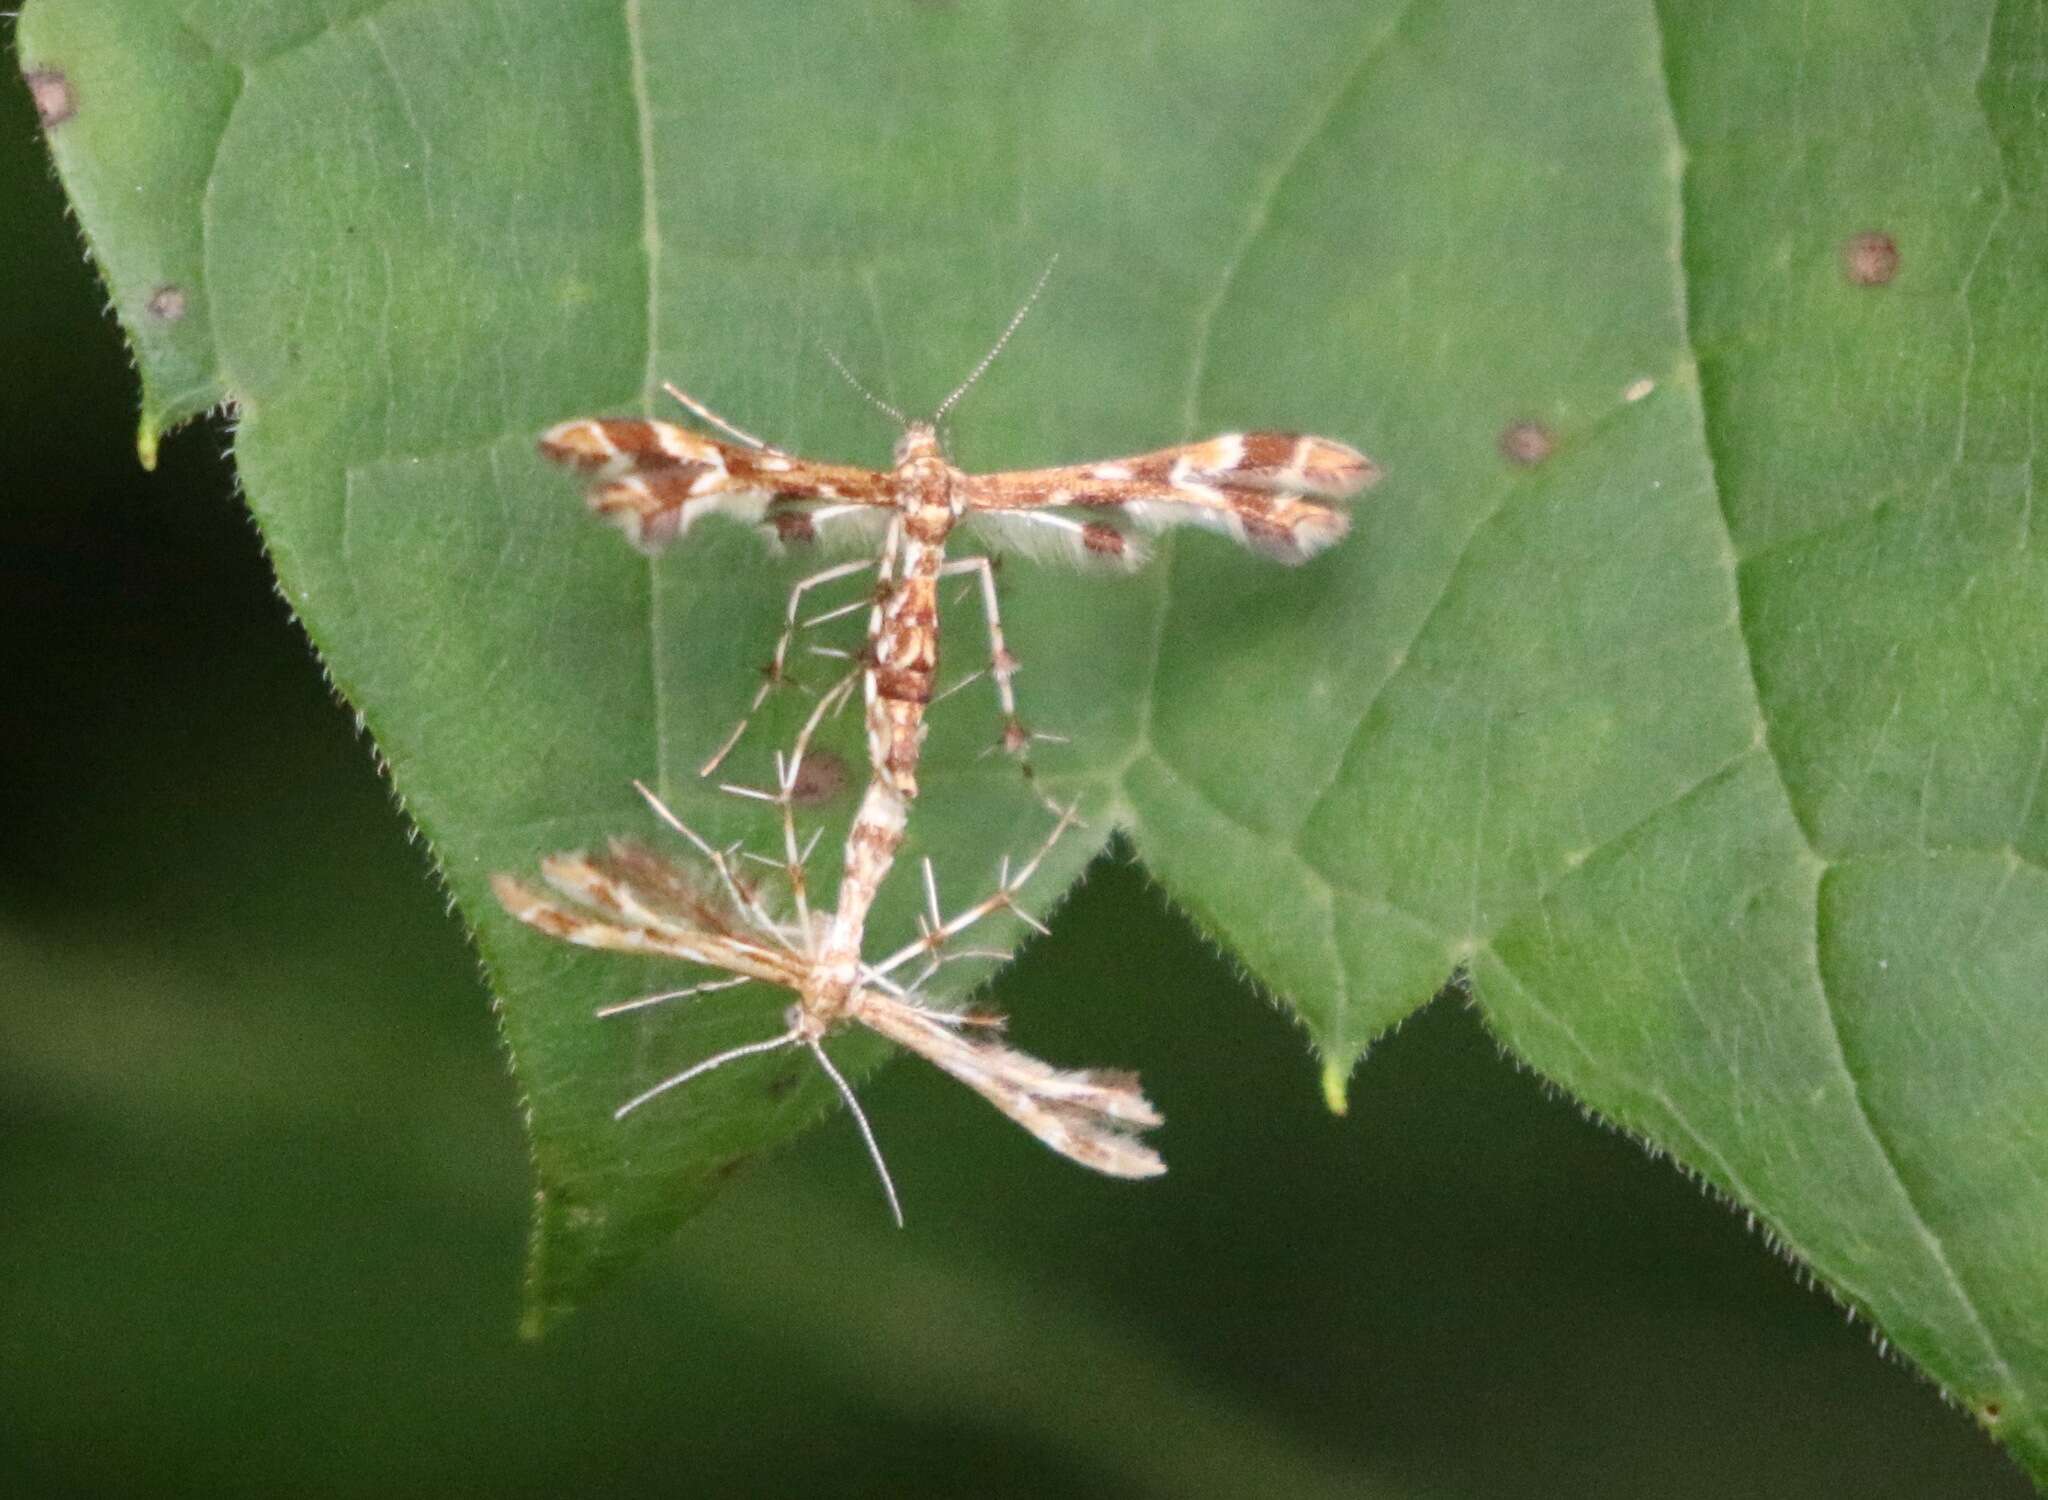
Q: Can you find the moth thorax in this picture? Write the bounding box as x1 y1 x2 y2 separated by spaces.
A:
798 956 859 1025
892 451 960 540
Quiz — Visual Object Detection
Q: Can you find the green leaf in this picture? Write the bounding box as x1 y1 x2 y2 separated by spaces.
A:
20 0 239 462
23 0 2048 1479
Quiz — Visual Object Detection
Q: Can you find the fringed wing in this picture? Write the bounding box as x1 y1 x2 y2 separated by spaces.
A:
957 507 1152 572
853 992 1166 1179
540 418 894 554
963 431 1378 565
492 842 799 988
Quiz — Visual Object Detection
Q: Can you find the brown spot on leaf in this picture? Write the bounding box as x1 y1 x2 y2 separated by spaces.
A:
146 285 188 323
785 749 849 807
25 67 75 128
1841 231 1899 287
1498 420 1555 467
1980 1400 2004 1424
712 1153 755 1182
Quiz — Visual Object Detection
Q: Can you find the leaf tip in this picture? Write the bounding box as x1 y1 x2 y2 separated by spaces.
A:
1319 1057 1350 1117
516 1299 557 1343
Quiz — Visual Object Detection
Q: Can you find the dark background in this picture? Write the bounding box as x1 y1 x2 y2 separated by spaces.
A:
1 63 2025 1499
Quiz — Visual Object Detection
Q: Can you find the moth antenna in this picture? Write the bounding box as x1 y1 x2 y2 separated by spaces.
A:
613 1027 802 1118
806 1037 905 1227
820 343 908 427
933 252 1059 423
596 974 751 1019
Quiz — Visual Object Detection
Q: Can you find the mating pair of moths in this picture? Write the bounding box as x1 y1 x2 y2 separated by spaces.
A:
494 279 1378 1219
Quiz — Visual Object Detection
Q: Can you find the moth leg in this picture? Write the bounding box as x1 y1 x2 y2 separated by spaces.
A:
701 558 876 778
613 1025 803 1119
716 668 861 951
661 380 784 454
937 554 1068 817
864 800 1083 986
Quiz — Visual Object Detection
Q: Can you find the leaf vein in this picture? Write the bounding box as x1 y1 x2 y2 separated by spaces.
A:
1810 865 2031 1433
1134 750 1444 945
1653 0 2034 1441
362 17 436 219
1295 387 1676 844
1177 0 1416 436
623 0 674 790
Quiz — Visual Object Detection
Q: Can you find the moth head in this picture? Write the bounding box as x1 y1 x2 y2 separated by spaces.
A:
892 421 944 467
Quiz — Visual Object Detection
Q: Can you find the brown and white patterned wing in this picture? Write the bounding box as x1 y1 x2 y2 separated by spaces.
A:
540 418 895 554
851 992 1166 1179
962 431 1378 565
492 846 799 988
